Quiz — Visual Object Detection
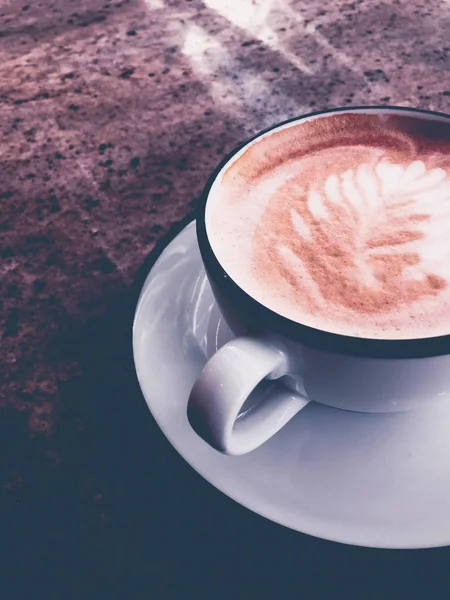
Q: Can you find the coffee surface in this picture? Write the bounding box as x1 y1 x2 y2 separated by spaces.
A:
206 111 450 339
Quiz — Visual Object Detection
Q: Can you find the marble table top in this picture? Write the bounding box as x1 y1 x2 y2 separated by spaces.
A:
2 0 450 597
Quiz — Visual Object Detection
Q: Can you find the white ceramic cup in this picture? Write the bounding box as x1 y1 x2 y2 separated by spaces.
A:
187 106 450 455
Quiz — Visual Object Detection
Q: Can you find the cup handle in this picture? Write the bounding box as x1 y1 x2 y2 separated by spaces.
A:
188 337 310 455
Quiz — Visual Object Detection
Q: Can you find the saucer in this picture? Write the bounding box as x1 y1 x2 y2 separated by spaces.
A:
133 220 450 549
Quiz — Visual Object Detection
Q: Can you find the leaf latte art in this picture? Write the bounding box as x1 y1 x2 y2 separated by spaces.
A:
275 159 450 314
207 113 450 339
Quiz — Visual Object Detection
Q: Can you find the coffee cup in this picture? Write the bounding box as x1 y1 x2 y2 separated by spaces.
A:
187 106 450 455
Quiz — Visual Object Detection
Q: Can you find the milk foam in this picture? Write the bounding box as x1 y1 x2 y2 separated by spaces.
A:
206 112 450 339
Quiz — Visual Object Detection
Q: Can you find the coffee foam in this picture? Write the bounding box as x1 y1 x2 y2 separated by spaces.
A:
206 112 450 339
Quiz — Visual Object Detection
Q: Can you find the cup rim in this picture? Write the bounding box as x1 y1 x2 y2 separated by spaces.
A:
196 105 450 359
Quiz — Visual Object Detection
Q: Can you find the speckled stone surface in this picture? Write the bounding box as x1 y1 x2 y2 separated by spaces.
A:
3 0 450 597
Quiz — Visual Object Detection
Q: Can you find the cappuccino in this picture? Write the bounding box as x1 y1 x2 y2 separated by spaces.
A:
206 111 450 339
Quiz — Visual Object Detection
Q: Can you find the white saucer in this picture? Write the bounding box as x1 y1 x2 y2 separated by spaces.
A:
133 220 450 549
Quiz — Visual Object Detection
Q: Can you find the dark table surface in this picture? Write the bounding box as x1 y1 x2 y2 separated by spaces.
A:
2 0 450 597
